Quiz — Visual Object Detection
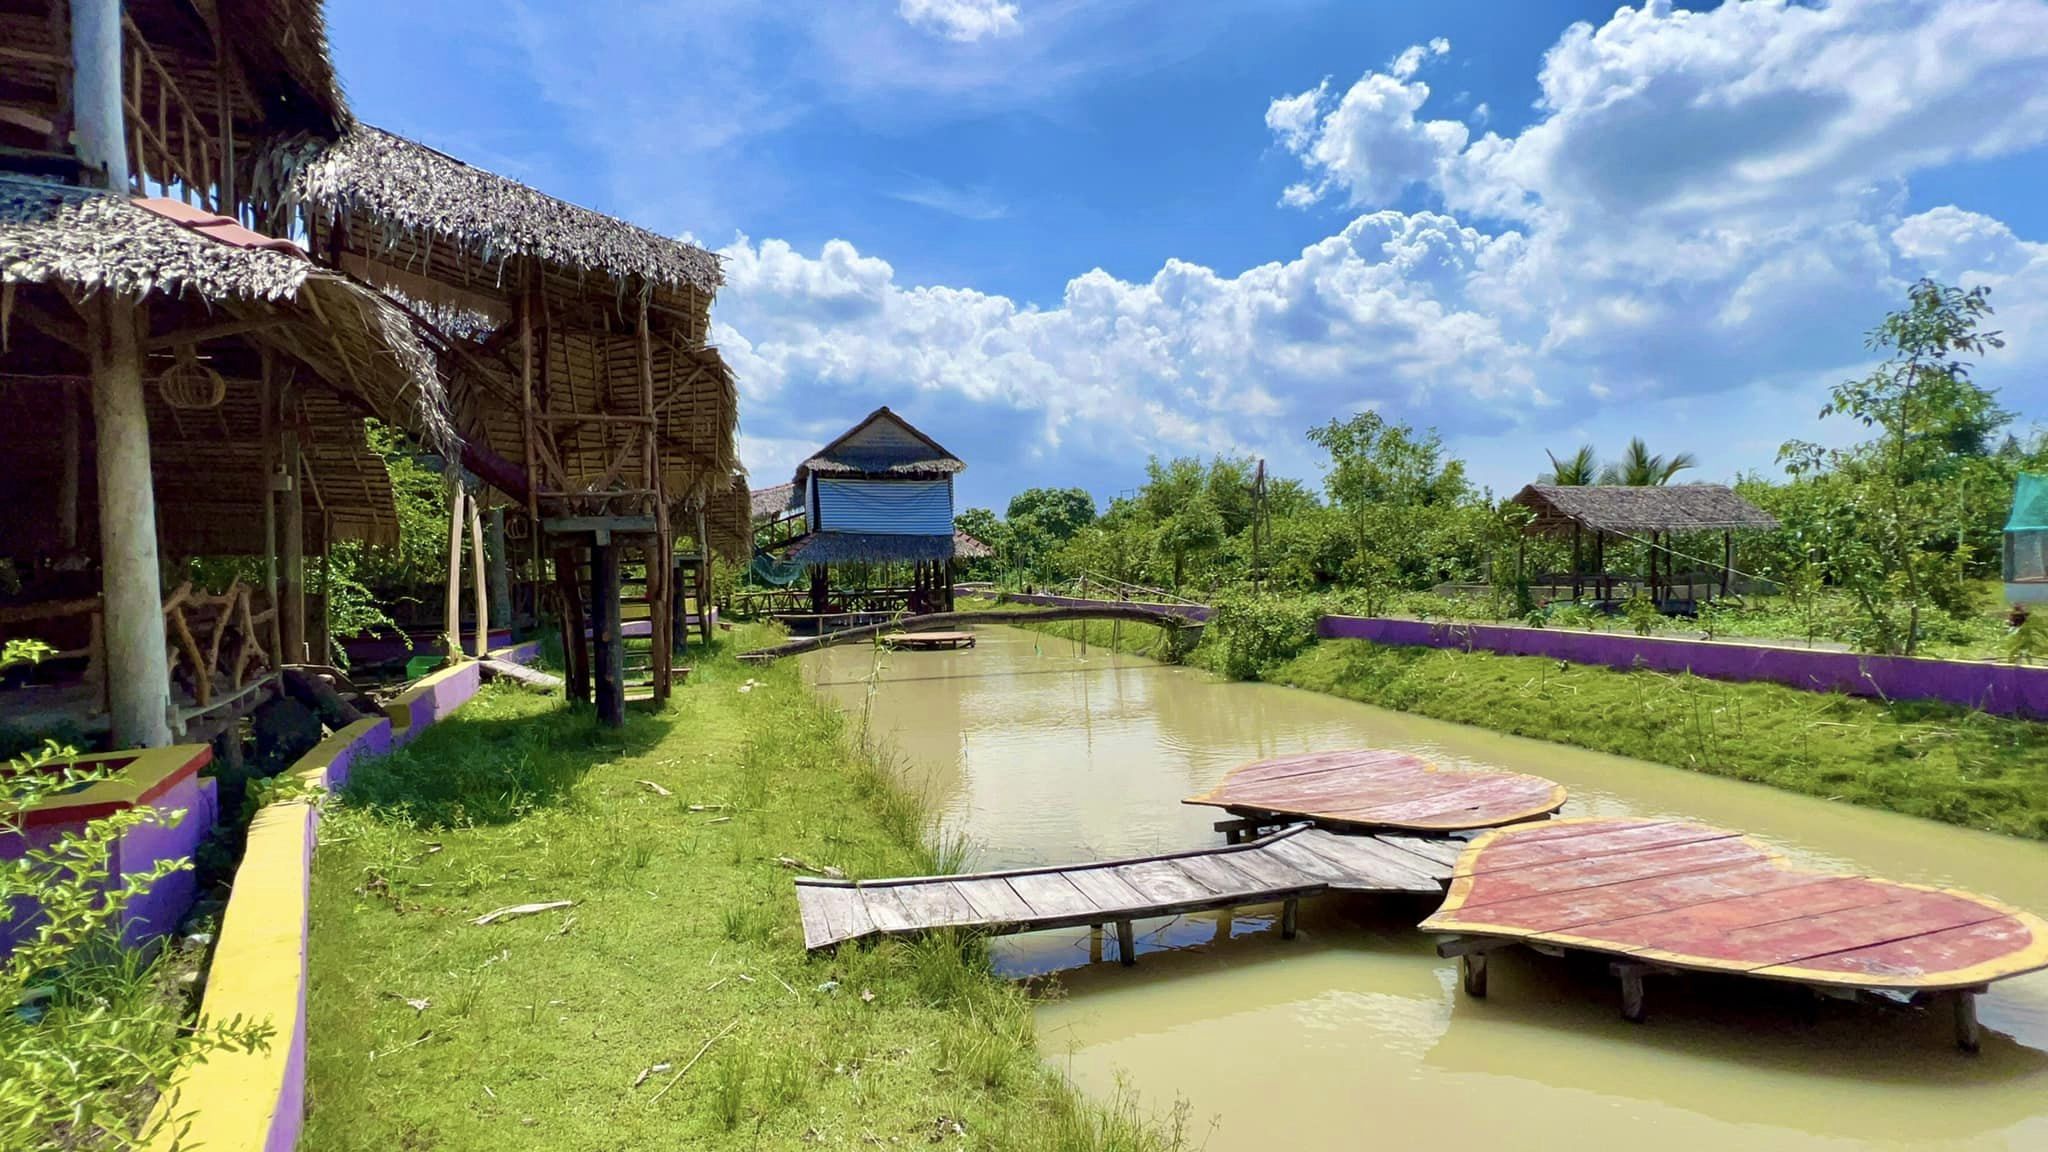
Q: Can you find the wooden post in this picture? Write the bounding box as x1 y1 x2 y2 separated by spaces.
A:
58 382 80 551
318 516 333 665
1115 919 1136 967
1461 952 1489 998
591 540 623 727
443 484 465 664
810 564 828 615
259 354 281 658
1571 522 1582 601
553 543 590 704
1954 989 1981 1053
280 391 305 664
695 507 713 647
487 507 513 631
519 278 539 523
469 499 489 659
85 294 172 748
1721 529 1733 599
1281 897 1299 940
1614 962 1649 1023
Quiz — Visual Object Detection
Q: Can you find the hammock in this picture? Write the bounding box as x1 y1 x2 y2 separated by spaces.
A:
749 549 808 587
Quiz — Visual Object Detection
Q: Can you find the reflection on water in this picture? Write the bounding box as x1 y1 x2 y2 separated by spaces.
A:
804 626 2048 1151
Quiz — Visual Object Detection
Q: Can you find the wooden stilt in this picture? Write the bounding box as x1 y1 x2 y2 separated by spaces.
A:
1116 919 1136 966
1088 924 1103 965
58 381 80 552
591 540 623 727
1281 897 1299 940
443 485 465 665
1954 990 1981 1053
1462 952 1489 998
554 544 590 704
487 508 513 633
85 293 171 748
280 386 305 664
259 352 282 660
1614 962 1649 1023
469 499 489 659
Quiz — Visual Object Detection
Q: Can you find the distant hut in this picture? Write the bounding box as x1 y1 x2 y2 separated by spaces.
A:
772 407 966 618
287 126 740 722
1 3 453 751
2007 473 2048 606
1509 484 1779 606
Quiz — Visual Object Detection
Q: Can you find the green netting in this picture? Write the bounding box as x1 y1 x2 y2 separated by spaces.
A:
749 550 808 587
2008 473 2048 585
2007 473 2048 531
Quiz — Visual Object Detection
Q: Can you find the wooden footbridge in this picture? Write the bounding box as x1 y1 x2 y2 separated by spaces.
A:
796 824 1457 958
740 604 1199 661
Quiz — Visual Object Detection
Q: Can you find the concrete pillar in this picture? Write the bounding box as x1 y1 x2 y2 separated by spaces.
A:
87 296 172 748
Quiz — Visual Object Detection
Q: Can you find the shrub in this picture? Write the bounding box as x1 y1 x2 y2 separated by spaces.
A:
1210 594 1321 680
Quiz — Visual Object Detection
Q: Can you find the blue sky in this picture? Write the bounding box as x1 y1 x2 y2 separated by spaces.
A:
329 0 2048 512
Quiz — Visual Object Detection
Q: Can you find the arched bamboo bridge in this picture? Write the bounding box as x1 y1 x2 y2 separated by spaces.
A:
738 605 1200 661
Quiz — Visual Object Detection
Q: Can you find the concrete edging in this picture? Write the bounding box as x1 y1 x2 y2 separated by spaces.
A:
145 643 541 1152
1317 616 2048 718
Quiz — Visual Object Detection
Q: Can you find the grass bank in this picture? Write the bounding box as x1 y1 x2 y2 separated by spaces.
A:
1268 640 2048 839
304 628 1188 1151
968 598 1213 667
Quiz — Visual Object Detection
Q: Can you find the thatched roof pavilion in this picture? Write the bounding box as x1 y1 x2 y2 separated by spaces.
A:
285 125 741 720
1510 484 1779 536
1508 484 1779 606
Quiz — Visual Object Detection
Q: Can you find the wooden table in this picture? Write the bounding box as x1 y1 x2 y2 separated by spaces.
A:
1185 748 1567 834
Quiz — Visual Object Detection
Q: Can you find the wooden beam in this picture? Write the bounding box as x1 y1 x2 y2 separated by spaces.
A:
444 484 466 664
469 498 489 660
144 317 282 351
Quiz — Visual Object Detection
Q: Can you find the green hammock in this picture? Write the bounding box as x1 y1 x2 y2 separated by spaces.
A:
749 549 808 587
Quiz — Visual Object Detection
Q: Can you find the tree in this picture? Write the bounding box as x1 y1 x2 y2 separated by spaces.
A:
1003 487 1096 576
1778 279 2008 654
1542 445 1599 486
953 508 1008 577
1599 437 1697 486
1156 493 1225 591
1307 412 1472 586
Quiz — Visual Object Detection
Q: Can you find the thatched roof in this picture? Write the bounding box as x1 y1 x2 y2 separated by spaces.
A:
953 530 993 560
1511 484 1779 535
751 482 797 521
783 532 957 566
0 178 455 457
289 127 722 295
795 407 964 485
699 475 754 564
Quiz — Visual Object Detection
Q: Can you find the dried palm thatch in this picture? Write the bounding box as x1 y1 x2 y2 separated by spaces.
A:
289 126 721 296
953 530 993 560
750 482 797 522
795 406 964 482
699 474 754 564
0 177 454 456
1512 484 1780 536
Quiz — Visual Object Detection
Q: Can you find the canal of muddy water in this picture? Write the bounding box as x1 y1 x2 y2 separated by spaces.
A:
804 624 2048 1150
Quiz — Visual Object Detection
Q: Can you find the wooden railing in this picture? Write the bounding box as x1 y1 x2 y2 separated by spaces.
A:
121 11 218 210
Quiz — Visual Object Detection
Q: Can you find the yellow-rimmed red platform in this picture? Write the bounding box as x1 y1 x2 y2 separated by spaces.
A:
1422 817 2048 993
1184 748 1567 833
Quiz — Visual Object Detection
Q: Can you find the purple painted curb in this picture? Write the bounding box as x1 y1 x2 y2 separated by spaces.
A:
1316 616 2048 718
1000 592 1212 623
270 803 315 1152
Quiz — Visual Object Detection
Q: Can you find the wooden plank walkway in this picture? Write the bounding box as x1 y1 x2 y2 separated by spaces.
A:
883 631 975 650
1420 817 2048 1049
796 825 1451 958
1185 748 1567 833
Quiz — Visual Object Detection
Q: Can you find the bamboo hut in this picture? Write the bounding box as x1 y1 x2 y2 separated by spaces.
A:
767 407 968 622
285 126 740 723
0 0 453 751
1509 483 1779 606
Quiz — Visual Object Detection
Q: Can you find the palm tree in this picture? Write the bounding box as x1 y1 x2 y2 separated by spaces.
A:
1542 445 1599 486
1599 437 1697 486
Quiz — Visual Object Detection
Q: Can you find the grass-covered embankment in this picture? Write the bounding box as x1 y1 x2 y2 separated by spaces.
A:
303 628 1187 1150
1267 640 2048 839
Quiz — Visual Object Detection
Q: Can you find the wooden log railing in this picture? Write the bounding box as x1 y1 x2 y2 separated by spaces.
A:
739 605 1201 661
121 11 216 210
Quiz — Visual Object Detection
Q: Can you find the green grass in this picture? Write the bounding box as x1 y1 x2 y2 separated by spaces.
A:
1269 640 2048 839
969 599 1214 667
303 626 1190 1151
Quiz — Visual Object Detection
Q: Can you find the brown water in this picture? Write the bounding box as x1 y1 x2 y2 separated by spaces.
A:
805 625 2048 1151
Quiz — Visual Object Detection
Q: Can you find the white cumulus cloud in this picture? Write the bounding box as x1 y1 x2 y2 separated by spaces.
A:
898 0 1021 42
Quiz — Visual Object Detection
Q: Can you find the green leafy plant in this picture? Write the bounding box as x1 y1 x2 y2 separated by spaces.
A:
1622 592 1663 637
0 640 271 1150
1210 594 1321 680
